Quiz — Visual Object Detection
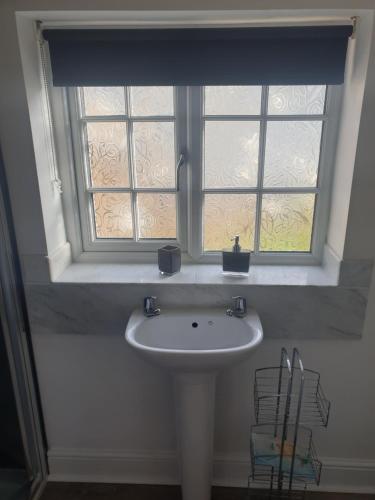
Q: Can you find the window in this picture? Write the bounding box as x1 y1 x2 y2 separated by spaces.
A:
68 83 336 263
69 86 182 250
201 85 326 254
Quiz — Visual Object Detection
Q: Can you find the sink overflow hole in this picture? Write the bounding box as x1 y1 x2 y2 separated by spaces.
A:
192 322 198 328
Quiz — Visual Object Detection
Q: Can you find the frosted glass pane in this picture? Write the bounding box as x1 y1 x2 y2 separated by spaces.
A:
83 87 125 116
204 121 259 188
264 121 322 188
204 86 262 115
137 193 176 239
133 122 176 188
87 122 129 188
93 193 133 239
260 194 315 252
130 87 174 116
268 86 326 115
203 194 256 252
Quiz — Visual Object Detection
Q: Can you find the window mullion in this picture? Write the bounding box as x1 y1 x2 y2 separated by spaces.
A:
78 89 99 243
253 85 268 255
86 187 177 194
202 187 319 195
187 85 204 260
203 114 327 122
79 93 93 192
125 86 139 242
174 86 188 251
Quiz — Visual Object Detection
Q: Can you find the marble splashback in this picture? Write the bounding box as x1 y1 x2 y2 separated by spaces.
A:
339 259 374 287
25 283 368 339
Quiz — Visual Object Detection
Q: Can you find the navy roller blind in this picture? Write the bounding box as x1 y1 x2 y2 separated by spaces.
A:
43 25 353 87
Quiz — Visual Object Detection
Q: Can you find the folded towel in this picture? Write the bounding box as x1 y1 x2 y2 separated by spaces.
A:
252 432 316 480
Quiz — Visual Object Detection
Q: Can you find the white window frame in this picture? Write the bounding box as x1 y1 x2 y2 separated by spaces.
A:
57 82 342 265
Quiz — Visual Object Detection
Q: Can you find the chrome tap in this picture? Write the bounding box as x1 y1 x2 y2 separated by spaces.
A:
144 296 161 317
226 296 247 318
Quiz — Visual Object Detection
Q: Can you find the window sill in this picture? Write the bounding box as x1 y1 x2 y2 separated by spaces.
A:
54 262 340 287
22 243 371 287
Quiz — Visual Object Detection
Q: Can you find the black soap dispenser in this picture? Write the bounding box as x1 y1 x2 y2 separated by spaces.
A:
222 235 250 277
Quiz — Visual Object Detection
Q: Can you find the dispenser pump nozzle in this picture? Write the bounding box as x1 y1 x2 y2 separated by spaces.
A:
231 235 241 253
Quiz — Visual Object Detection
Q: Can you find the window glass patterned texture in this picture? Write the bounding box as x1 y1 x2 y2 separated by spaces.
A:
202 85 326 253
80 86 176 240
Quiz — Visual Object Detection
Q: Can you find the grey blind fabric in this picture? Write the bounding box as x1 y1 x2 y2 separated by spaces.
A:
43 25 353 86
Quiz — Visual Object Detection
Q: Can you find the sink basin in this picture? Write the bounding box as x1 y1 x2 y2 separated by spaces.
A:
125 307 263 372
125 305 263 500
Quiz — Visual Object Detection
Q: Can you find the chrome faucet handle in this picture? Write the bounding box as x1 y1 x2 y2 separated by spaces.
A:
233 296 246 313
143 296 161 317
226 296 247 317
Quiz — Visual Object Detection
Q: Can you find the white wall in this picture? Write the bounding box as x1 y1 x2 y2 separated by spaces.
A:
1 0 375 493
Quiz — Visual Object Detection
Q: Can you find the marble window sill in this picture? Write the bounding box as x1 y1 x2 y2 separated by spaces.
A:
54 263 341 287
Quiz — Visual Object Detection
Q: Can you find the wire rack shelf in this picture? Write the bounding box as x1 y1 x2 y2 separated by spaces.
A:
248 348 330 499
254 367 330 427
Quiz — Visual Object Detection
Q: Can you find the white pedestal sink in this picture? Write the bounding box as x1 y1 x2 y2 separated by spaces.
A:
125 307 263 500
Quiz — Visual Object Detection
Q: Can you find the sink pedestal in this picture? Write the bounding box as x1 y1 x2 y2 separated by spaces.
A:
174 373 216 500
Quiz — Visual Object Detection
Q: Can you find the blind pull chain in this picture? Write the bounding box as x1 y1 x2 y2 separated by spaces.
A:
36 21 63 195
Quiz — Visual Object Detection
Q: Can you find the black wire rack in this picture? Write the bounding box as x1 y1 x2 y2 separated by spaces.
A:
248 348 331 499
